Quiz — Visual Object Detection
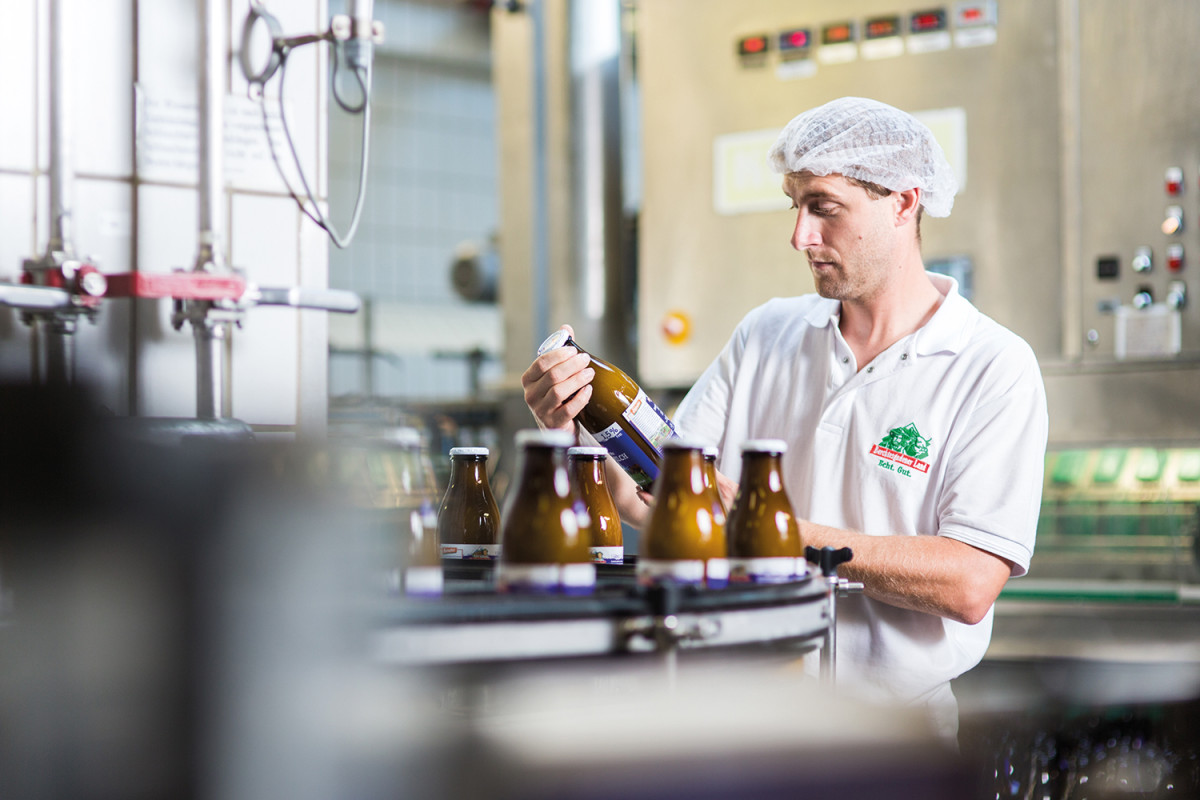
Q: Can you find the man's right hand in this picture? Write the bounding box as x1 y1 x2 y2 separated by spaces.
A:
521 324 596 432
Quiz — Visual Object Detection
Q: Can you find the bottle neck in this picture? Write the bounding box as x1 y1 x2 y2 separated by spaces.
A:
740 453 785 492
571 456 607 486
659 448 706 495
450 456 489 487
517 446 570 498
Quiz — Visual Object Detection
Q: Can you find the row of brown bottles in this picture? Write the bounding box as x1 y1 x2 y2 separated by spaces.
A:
434 441 624 572
522 331 806 589
637 439 807 587
337 425 801 598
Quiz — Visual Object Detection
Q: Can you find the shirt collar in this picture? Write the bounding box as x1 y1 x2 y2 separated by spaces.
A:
912 272 973 356
801 272 974 355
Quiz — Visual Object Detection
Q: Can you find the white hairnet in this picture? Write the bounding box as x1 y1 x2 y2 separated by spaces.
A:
767 97 957 217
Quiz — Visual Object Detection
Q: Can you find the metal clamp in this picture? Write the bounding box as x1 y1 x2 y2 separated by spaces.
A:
239 2 384 94
620 612 722 651
5 254 107 317
805 545 863 683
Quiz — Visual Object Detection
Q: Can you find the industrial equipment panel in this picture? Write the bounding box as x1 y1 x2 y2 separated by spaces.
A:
637 0 1200 387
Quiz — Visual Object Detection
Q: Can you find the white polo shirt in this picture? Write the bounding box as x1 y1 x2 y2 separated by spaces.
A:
674 273 1048 706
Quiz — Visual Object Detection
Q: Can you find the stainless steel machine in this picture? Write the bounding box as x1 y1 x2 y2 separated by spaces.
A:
636 0 1200 407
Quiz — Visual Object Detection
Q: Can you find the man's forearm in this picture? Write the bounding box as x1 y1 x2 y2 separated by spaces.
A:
800 521 1012 625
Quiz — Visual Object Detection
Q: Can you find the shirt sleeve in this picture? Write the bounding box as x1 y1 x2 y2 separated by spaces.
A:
935 348 1048 577
673 313 754 452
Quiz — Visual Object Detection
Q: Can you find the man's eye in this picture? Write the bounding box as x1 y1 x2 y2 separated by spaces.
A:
812 204 837 216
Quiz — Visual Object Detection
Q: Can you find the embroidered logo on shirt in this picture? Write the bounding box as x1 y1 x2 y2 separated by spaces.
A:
871 423 932 478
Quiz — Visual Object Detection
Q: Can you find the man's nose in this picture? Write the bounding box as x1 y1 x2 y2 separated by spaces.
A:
791 211 820 251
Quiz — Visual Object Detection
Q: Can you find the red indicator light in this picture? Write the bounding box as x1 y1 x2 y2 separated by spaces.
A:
738 35 768 55
822 23 854 44
779 28 810 50
962 8 982 21
865 17 899 39
911 10 947 32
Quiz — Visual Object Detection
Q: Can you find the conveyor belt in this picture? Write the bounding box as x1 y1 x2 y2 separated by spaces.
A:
371 562 829 667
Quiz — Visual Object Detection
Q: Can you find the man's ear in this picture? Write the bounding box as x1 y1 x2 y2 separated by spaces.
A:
895 187 921 227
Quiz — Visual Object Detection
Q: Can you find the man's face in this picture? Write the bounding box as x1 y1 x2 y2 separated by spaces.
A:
782 172 900 304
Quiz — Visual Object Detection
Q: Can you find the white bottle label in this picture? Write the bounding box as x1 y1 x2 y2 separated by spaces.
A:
622 389 677 451
729 557 799 584
589 545 624 564
441 543 502 560
706 557 730 589
497 563 560 593
637 558 705 586
404 566 444 597
560 563 597 595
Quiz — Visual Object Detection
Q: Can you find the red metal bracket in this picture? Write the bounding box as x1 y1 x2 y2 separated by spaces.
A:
103 272 247 301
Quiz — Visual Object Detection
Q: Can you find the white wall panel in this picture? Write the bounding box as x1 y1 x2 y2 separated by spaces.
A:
0 0 38 171
137 0 198 100
230 193 299 426
135 184 199 418
0 174 36 380
73 178 133 413
72 0 134 178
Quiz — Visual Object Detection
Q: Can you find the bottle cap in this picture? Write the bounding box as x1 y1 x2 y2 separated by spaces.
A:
449 447 490 458
515 429 575 449
741 439 787 454
702 445 719 459
568 446 608 459
661 436 707 451
537 329 575 355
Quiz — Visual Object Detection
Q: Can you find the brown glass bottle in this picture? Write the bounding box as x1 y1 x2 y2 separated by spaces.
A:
702 445 728 520
726 440 806 583
538 330 677 491
392 428 444 596
638 439 729 587
335 427 442 597
438 447 501 560
498 430 596 594
568 446 623 564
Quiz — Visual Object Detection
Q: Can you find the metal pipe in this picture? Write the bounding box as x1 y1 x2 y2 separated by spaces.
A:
196 0 225 272
567 0 631 367
193 0 229 418
37 0 79 385
195 320 227 420
820 582 837 683
530 0 550 353
48 0 74 256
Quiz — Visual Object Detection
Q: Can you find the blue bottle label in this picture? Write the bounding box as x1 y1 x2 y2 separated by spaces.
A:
593 389 678 490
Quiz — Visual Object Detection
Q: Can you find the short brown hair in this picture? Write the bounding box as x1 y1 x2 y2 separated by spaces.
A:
845 176 924 240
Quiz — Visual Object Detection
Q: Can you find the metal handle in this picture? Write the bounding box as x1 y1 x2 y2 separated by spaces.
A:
0 284 72 310
251 286 361 313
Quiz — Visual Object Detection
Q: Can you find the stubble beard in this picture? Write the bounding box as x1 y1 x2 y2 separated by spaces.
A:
809 256 853 300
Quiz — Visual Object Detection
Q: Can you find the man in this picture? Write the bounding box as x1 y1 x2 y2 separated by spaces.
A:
523 97 1048 735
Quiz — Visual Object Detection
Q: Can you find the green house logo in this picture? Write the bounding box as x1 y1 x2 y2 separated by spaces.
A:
871 423 932 477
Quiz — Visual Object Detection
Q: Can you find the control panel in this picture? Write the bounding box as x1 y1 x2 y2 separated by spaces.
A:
735 2 997 76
